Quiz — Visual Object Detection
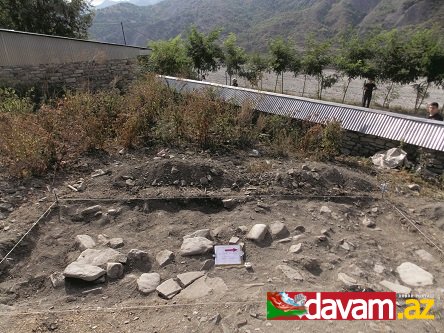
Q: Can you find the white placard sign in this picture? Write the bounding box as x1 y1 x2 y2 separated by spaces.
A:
214 245 244 265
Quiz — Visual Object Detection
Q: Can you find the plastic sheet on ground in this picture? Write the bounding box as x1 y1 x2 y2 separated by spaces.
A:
371 148 407 169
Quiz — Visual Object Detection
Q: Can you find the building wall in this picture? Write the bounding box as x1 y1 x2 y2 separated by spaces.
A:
0 29 147 92
0 58 138 92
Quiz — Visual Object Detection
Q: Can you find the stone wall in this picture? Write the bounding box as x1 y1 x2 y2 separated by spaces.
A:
342 130 444 174
0 58 139 92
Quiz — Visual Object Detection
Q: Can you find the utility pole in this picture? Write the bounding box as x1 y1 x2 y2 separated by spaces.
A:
121 22 127 45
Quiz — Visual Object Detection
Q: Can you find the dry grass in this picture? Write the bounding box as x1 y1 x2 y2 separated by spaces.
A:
246 160 273 173
0 75 345 178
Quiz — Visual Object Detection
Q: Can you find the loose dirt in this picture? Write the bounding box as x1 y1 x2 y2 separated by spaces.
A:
0 149 443 332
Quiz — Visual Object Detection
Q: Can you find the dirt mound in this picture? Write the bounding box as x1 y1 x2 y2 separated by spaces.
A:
112 159 229 190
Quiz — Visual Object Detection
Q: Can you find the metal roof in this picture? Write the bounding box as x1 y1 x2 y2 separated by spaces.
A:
161 76 444 152
0 29 149 66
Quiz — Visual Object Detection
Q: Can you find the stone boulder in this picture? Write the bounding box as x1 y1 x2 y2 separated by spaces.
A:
156 250 174 268
396 262 433 286
137 273 161 295
64 262 105 282
107 262 124 279
76 248 127 268
183 229 211 240
246 224 268 242
269 221 289 240
156 279 182 299
180 237 214 256
177 271 205 288
75 235 96 251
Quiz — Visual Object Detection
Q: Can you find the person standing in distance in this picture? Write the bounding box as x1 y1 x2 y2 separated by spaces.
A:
362 79 377 108
427 102 443 121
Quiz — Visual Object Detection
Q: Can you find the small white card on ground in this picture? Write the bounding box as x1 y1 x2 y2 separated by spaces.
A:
214 245 244 265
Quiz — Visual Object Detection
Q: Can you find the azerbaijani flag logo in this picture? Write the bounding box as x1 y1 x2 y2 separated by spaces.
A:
267 292 308 319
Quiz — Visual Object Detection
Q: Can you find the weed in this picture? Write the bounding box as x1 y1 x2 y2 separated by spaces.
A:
0 75 347 178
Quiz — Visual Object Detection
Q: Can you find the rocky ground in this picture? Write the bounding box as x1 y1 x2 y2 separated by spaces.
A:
0 148 443 332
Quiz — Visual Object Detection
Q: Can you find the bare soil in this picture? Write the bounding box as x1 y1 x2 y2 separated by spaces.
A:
0 148 443 333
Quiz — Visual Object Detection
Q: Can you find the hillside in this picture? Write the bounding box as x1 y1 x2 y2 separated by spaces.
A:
90 0 444 50
95 0 164 9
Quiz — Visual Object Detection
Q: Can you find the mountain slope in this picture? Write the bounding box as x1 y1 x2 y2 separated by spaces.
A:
90 0 444 49
96 0 164 9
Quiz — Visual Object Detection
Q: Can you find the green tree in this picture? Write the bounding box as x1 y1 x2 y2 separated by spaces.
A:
372 30 421 108
223 33 247 85
335 31 376 103
269 37 297 93
0 0 94 39
185 26 223 80
302 37 336 100
408 29 444 112
146 36 192 77
240 53 269 89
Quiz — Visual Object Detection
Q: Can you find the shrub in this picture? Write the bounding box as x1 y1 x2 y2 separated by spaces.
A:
322 120 344 158
0 87 34 113
0 74 346 178
0 113 52 177
298 120 344 159
117 75 176 147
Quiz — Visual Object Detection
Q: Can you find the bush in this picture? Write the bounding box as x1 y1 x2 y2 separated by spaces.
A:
0 113 53 177
118 75 176 147
0 75 346 178
0 87 34 113
298 120 344 159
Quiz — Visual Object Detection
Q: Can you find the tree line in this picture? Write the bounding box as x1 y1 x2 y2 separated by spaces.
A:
0 0 93 39
145 27 444 112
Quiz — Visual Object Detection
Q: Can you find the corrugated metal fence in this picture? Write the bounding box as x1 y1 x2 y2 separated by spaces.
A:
0 29 148 66
161 76 444 152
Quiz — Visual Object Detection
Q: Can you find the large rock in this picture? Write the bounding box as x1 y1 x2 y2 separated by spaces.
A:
75 235 96 251
156 278 182 299
137 273 161 295
379 280 412 294
156 250 174 267
177 276 227 301
127 249 149 262
77 248 127 268
106 262 124 279
276 265 303 281
269 221 289 240
246 224 268 242
127 249 151 271
183 229 211 240
180 237 214 256
109 238 124 249
396 262 434 286
177 271 205 288
64 262 105 282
